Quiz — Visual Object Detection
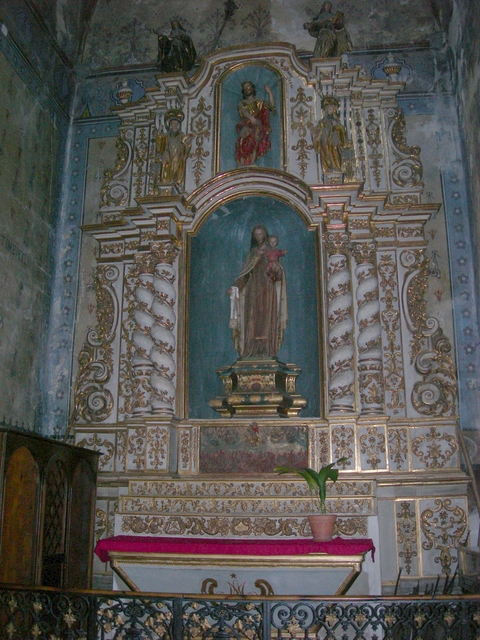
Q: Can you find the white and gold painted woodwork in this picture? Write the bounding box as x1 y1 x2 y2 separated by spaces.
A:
71 44 468 594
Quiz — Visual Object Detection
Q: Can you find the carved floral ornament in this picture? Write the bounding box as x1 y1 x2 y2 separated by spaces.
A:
420 498 467 574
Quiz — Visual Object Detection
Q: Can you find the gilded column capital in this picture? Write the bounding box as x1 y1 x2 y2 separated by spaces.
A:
324 231 349 256
135 241 180 272
351 241 377 265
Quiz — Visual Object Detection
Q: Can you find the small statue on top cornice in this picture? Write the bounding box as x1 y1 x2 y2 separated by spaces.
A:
154 20 197 73
304 2 353 58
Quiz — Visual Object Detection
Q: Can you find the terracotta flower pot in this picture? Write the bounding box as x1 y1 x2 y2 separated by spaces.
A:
308 514 337 542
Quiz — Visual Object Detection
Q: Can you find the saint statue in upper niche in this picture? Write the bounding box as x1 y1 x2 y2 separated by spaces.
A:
235 81 275 166
304 2 353 58
227 225 288 358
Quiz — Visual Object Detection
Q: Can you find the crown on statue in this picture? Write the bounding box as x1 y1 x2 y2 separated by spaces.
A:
164 108 185 125
321 96 339 109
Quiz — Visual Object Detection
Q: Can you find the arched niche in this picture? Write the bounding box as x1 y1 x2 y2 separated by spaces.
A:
188 194 321 419
218 63 283 173
0 446 39 585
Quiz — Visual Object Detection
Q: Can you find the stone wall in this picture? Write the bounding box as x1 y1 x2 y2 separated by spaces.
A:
0 16 68 430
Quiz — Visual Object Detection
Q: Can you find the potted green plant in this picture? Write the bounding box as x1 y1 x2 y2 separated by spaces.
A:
275 458 347 541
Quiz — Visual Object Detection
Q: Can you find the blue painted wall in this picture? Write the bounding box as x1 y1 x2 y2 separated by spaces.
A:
188 196 321 419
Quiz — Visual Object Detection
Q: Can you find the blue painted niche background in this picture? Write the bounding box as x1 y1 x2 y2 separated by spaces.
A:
220 65 282 172
188 196 321 418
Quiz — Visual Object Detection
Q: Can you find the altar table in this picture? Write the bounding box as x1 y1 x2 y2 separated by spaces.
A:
95 536 375 596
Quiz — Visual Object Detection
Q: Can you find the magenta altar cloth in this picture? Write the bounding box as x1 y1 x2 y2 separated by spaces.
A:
95 535 375 563
95 536 376 595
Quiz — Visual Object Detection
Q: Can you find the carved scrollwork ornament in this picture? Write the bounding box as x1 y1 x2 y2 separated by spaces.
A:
401 250 457 416
387 106 424 190
411 325 457 416
73 265 119 423
121 515 313 538
100 131 132 209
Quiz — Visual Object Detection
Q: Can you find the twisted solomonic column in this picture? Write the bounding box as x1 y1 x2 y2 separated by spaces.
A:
325 232 355 412
150 260 178 414
352 242 384 414
131 242 180 416
132 270 155 414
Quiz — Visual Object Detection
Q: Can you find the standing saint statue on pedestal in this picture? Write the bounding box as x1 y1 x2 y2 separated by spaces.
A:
153 109 192 190
211 224 305 416
227 225 288 358
235 81 275 166
312 96 347 174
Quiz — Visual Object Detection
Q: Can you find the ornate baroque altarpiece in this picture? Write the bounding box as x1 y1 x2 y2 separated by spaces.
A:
70 44 469 594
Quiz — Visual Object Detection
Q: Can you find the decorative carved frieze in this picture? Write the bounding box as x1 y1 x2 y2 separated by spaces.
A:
127 478 374 498
120 496 373 516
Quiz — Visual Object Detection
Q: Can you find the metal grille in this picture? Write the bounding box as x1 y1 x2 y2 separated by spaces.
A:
43 459 67 557
0 587 479 640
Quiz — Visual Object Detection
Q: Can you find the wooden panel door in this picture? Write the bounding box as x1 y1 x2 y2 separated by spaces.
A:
65 459 97 588
0 447 39 584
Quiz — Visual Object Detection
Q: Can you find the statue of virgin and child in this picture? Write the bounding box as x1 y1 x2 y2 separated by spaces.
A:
227 225 288 359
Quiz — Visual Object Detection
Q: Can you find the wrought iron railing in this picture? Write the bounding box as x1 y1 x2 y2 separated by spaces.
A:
0 586 479 639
